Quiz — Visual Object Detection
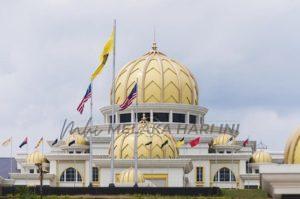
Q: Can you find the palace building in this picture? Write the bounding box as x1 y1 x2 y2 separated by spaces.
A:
8 42 300 198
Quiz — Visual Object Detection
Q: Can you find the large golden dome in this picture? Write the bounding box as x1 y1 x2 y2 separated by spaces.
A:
112 43 199 105
284 127 300 164
111 119 179 159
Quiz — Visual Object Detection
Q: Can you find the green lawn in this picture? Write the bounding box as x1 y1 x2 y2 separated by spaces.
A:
4 188 269 199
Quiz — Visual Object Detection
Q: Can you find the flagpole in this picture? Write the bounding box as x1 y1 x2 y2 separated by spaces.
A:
10 137 12 175
42 138 44 154
89 80 94 187
26 138 28 155
109 19 116 187
134 78 138 187
26 139 28 186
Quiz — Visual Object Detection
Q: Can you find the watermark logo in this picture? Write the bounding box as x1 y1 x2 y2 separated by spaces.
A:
59 117 240 140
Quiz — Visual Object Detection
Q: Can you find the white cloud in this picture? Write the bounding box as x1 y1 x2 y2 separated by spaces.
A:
0 0 299 156
206 108 300 151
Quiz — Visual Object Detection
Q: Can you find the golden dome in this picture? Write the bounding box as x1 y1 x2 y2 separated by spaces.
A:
284 127 300 164
119 168 145 184
251 150 272 164
26 151 48 164
65 133 87 146
111 120 179 159
213 134 234 146
112 43 198 105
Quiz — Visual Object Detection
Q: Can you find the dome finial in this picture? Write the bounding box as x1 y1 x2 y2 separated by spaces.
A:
152 26 158 51
152 42 157 51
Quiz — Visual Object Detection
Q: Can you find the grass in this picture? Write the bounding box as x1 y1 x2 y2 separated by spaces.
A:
3 189 269 199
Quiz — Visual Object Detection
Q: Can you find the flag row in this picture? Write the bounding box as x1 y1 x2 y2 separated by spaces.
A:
1 137 43 149
1 136 249 149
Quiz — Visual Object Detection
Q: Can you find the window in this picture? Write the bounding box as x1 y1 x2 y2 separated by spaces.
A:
173 113 185 123
120 113 131 123
244 185 259 189
60 167 82 182
92 167 99 182
255 169 259 174
246 161 252 173
76 151 81 154
153 113 169 122
137 113 150 122
219 151 224 154
29 169 34 174
196 167 203 182
189 115 197 124
214 167 236 182
226 151 232 154
69 151 74 154
66 168 76 181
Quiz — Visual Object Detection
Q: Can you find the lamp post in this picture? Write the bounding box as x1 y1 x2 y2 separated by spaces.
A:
35 163 43 199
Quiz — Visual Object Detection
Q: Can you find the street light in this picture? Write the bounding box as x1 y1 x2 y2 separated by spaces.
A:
35 163 44 199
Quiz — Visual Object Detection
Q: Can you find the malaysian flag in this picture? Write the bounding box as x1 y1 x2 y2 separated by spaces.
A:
119 83 137 111
77 83 92 114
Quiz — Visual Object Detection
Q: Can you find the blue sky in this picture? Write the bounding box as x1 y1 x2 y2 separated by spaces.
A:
0 0 300 156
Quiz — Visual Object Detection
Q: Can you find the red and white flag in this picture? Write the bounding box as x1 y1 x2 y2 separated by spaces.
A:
119 83 137 111
77 83 92 114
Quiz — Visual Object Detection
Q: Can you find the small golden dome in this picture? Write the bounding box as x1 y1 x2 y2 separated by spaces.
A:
26 151 48 164
213 134 234 146
284 127 300 164
119 168 145 184
65 133 87 146
112 44 198 105
111 120 178 159
251 150 272 163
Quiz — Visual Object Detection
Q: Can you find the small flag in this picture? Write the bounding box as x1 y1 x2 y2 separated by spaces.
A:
160 140 168 149
35 137 43 149
189 137 201 147
77 83 92 114
19 137 28 148
227 136 234 144
243 138 249 147
68 140 76 146
91 30 115 80
145 141 152 146
119 83 137 111
1 137 11 147
52 138 58 146
176 137 185 148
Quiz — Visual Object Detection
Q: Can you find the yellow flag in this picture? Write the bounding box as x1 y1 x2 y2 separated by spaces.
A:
176 137 185 148
91 30 115 80
1 137 11 147
35 137 43 149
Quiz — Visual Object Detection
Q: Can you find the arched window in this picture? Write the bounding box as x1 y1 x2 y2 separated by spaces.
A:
60 167 82 182
213 167 236 182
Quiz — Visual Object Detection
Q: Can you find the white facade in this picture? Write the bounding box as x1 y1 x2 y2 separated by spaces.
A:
8 42 298 199
10 102 272 189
